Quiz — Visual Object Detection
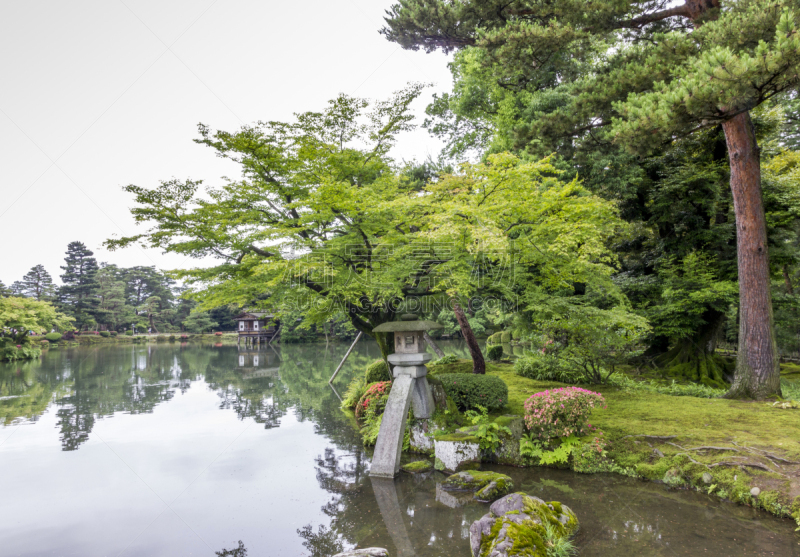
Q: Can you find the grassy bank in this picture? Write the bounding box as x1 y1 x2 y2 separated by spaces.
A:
429 359 800 528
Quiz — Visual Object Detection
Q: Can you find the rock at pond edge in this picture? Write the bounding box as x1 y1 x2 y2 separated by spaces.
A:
434 437 480 472
469 492 578 557
401 460 433 474
441 470 513 502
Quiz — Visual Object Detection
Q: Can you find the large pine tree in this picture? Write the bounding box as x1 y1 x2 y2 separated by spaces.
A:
18 264 56 301
59 242 100 330
95 264 134 331
382 0 800 398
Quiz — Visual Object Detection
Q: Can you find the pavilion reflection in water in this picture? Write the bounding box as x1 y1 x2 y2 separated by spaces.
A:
237 345 281 381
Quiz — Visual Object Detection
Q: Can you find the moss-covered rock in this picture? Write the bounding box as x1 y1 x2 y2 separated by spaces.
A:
409 419 440 452
401 460 433 474
434 435 481 472
492 415 526 466
469 492 578 557
442 470 514 502
663 467 685 487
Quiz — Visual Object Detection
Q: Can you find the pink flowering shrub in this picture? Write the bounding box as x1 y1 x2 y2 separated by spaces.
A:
355 381 392 421
523 387 605 440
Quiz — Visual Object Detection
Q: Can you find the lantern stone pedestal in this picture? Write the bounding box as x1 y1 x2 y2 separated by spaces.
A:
369 316 442 479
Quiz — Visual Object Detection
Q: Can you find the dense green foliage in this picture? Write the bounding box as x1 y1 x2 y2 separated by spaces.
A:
88 4 800 397
59 242 100 330
14 265 56 301
429 354 458 367
6 245 240 335
376 0 800 397
0 297 73 359
364 359 391 384
486 344 503 361
437 372 508 411
515 353 573 383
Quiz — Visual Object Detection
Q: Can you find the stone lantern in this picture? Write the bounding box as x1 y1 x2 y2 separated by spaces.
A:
370 314 442 478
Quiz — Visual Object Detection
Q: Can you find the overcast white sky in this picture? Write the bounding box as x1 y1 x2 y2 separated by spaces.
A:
0 0 452 287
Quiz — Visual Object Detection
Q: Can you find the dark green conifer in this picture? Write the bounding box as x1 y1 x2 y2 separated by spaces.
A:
18 264 56 301
59 241 100 330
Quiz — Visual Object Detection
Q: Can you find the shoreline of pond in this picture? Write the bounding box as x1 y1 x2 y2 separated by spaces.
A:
349 357 800 531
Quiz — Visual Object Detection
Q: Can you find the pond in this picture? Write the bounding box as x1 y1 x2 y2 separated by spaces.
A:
1 342 797 556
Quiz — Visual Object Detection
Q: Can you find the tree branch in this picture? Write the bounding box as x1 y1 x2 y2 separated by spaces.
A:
616 5 692 29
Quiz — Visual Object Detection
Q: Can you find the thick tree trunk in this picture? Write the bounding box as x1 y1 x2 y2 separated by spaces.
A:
452 300 485 374
722 112 781 399
374 331 394 362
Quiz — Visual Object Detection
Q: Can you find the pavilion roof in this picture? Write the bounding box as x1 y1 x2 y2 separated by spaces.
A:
234 311 274 321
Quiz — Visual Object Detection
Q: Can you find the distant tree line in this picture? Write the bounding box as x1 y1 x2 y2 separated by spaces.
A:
0 241 240 333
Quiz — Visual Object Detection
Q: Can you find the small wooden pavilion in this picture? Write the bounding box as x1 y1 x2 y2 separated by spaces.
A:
234 311 278 346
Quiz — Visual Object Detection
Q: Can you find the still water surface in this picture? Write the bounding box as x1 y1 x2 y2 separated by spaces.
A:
1 342 797 556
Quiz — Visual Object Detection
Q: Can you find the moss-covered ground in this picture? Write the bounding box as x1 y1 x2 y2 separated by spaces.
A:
401 460 433 473
430 359 800 527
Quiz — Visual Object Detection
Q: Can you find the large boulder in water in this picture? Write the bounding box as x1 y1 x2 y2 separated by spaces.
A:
469 492 578 557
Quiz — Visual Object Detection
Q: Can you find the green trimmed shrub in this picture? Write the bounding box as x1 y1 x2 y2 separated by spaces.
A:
430 354 458 367
156 335 167 342
514 353 579 383
168 335 176 342
365 359 391 383
438 373 508 412
500 331 512 343
100 331 110 338
125 331 133 336
487 332 503 345
110 331 118 337
487 345 503 361
45 333 62 343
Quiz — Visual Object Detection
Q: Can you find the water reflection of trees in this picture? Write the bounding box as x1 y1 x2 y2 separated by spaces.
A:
0 355 67 425
296 524 345 557
1 341 382 455
214 540 247 556
54 346 197 450
307 448 485 556
0 346 203 450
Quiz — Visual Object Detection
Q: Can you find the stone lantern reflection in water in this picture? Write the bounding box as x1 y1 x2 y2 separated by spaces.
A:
369 314 442 478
